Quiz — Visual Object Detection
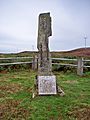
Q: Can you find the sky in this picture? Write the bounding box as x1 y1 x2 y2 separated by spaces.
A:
0 0 90 53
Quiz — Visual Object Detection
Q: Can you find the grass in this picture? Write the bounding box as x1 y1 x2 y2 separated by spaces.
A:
0 69 90 120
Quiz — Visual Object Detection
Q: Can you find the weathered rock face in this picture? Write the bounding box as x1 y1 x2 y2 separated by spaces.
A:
37 12 52 76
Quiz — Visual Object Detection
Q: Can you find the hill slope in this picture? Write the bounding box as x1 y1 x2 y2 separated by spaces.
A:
64 47 90 57
0 47 90 58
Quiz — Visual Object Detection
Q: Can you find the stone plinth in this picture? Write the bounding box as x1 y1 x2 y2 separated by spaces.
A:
38 75 57 95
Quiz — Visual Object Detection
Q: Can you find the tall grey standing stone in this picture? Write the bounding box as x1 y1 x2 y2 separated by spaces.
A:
37 12 57 95
37 12 52 76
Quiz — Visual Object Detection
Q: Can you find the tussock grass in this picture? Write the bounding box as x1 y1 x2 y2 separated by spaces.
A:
0 70 90 119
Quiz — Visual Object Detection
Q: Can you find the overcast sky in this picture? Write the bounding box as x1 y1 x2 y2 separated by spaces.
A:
0 0 90 53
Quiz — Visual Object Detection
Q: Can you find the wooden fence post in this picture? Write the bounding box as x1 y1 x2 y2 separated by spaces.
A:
32 55 38 70
77 57 83 76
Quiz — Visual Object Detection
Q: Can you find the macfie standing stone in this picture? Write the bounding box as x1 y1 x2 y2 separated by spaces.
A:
37 12 57 95
37 12 52 76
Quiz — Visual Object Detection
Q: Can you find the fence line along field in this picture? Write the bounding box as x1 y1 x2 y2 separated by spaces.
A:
0 55 90 76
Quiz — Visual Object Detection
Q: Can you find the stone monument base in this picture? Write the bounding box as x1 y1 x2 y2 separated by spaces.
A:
37 75 57 95
32 75 65 98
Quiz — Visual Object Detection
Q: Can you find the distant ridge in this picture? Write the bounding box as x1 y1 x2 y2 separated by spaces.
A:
19 47 90 57
66 47 90 52
0 47 90 58
50 47 90 57
65 47 90 57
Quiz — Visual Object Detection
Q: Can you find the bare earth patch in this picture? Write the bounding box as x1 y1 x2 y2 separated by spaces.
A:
0 99 30 120
0 83 23 98
25 87 33 93
0 83 23 94
68 106 90 120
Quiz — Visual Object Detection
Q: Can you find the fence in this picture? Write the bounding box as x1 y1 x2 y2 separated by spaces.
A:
0 56 90 75
0 57 33 66
52 57 90 76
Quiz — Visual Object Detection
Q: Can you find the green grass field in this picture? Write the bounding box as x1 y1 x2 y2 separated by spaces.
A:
0 70 90 120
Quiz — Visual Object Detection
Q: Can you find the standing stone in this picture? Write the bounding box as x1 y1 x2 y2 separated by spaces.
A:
37 12 52 76
37 12 57 95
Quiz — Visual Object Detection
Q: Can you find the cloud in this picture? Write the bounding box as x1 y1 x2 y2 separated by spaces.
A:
0 0 90 53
